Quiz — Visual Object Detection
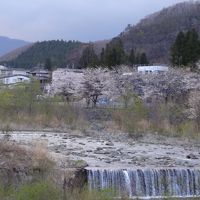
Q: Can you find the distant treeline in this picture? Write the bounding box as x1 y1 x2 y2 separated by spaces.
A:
171 29 200 69
1 38 149 69
79 37 149 68
2 40 82 69
3 29 200 70
2 2 200 69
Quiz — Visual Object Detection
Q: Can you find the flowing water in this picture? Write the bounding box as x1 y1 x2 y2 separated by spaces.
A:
87 168 200 199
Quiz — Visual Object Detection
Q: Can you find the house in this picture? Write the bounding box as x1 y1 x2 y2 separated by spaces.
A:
0 66 30 85
12 68 28 76
138 66 169 74
0 66 28 77
0 75 30 85
0 65 12 77
28 68 51 88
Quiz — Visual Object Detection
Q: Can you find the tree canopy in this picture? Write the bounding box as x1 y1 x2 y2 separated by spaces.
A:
79 45 99 68
171 29 200 68
3 40 83 69
79 38 149 68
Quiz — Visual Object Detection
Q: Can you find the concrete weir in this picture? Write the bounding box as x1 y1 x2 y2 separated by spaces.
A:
2 131 200 198
86 168 200 199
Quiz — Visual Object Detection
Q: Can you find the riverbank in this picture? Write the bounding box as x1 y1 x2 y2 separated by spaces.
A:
2 130 200 169
1 130 200 199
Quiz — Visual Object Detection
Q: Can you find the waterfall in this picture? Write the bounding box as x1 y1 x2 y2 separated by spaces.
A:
87 168 200 198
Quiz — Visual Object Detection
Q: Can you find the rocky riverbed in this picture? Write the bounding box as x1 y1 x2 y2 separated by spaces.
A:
1 131 200 169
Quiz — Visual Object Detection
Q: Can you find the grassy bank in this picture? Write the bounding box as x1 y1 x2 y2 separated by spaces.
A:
0 82 199 139
0 182 198 200
0 181 117 200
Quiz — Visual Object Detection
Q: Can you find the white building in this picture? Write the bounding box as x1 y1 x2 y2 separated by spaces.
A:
28 68 50 87
138 66 169 74
0 75 30 85
12 69 28 76
0 65 12 77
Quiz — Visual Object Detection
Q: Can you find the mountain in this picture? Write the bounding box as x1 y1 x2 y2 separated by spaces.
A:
0 40 108 68
118 1 200 63
0 44 33 62
2 1 200 67
0 36 30 57
1 40 86 68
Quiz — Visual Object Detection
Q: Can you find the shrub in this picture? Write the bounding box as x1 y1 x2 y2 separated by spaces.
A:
31 141 55 179
111 96 149 136
66 188 115 200
16 181 61 200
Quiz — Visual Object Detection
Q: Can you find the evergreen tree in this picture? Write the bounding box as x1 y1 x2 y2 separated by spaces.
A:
140 52 149 65
171 31 185 66
171 29 200 67
44 58 53 71
129 48 136 65
79 45 99 68
135 53 141 65
104 38 125 67
100 48 105 65
184 29 200 66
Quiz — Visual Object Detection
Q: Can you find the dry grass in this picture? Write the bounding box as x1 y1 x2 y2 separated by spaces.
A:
0 140 55 179
136 119 151 132
0 141 32 169
31 140 55 175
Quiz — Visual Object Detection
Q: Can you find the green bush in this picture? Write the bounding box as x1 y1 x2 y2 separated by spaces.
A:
0 185 14 200
16 181 61 200
66 188 115 200
0 182 116 200
111 95 149 136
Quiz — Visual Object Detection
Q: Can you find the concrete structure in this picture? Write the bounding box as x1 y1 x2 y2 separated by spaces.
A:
0 66 28 77
122 72 133 76
28 68 50 88
12 69 28 76
28 68 50 78
138 66 169 74
0 67 51 88
0 75 30 85
0 65 12 77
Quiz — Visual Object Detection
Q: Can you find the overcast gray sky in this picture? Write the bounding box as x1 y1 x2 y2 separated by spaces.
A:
0 0 187 42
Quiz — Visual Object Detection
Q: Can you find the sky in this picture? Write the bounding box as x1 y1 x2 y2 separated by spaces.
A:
0 0 188 42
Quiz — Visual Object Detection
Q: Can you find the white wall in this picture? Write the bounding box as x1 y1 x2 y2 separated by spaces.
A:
12 70 28 76
3 76 30 85
138 66 169 74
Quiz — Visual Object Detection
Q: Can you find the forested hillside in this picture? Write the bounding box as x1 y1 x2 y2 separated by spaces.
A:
119 1 200 63
2 1 200 68
1 40 85 68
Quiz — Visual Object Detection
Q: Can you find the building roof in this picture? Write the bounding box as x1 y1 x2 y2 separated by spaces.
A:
11 68 28 71
28 67 49 74
138 66 169 71
0 65 7 70
0 74 30 79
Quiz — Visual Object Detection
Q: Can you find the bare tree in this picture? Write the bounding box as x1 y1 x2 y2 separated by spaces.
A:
189 90 200 131
59 82 76 103
113 73 134 108
82 68 107 107
195 101 200 131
